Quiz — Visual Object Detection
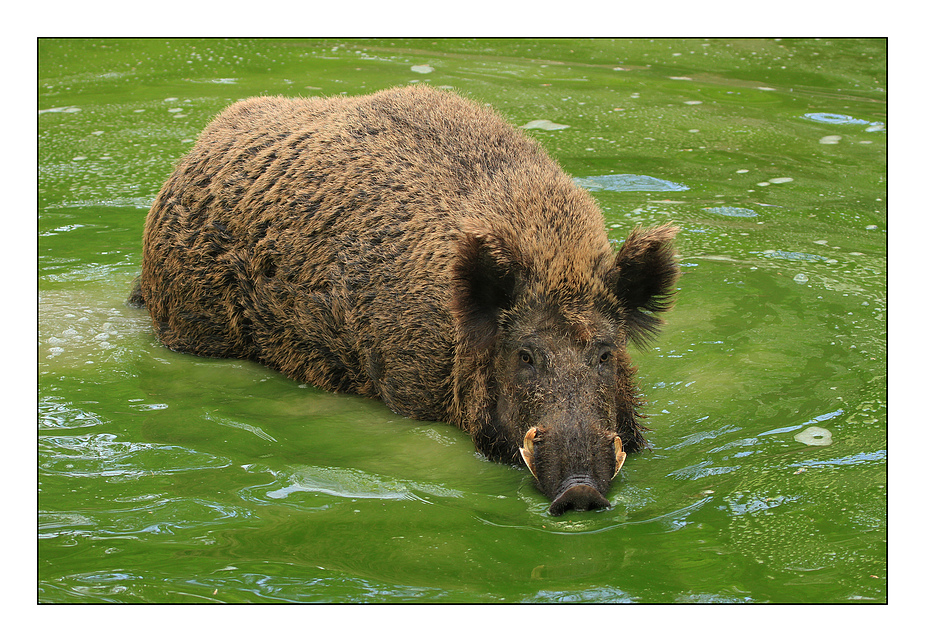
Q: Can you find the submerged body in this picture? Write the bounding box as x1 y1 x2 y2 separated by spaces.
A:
135 85 679 514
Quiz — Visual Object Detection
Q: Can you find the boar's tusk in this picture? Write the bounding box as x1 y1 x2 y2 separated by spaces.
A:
520 427 539 480
612 435 627 480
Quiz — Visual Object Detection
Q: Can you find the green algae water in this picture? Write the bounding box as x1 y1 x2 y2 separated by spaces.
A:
38 38 886 604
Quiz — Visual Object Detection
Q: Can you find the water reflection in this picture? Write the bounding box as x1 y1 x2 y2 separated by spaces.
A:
521 119 569 130
667 461 740 481
758 408 844 437
724 492 799 516
755 250 829 262
574 174 689 192
40 398 105 429
526 587 633 603
39 433 232 478
802 112 885 132
802 112 871 125
792 449 886 470
240 464 464 506
705 206 758 217
39 288 150 370
204 410 277 443
41 496 252 542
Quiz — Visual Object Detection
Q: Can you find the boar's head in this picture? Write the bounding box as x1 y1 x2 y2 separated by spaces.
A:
451 224 678 516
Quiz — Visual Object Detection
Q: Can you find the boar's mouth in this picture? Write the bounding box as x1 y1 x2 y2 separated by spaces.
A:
519 426 627 516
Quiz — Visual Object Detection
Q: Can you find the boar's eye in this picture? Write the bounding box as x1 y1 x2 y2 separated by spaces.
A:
519 350 534 365
597 347 614 366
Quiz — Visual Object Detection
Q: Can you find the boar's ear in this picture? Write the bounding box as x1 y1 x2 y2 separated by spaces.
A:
451 230 525 352
609 225 679 347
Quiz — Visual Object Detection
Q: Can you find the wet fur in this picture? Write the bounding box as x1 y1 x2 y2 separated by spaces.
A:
134 85 678 468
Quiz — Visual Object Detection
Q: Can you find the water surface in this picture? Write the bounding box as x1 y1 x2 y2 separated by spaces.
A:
38 38 886 604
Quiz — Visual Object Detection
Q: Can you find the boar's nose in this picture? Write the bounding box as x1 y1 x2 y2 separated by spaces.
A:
548 483 611 516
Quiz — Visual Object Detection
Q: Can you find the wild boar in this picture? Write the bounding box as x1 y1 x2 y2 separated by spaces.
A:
132 85 679 515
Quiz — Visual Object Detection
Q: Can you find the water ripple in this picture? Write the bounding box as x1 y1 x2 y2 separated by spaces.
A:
705 206 758 217
39 433 232 478
574 174 689 192
754 250 829 262
802 112 885 132
40 398 105 430
791 449 886 469
758 408 844 437
240 464 464 506
723 492 800 516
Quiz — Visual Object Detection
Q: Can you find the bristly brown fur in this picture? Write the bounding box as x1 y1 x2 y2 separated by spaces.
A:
136 85 680 472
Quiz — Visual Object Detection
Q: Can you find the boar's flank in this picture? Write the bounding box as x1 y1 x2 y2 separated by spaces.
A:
133 85 679 515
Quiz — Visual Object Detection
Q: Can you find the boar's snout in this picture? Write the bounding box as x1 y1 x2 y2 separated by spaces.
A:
549 483 611 516
519 424 627 516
